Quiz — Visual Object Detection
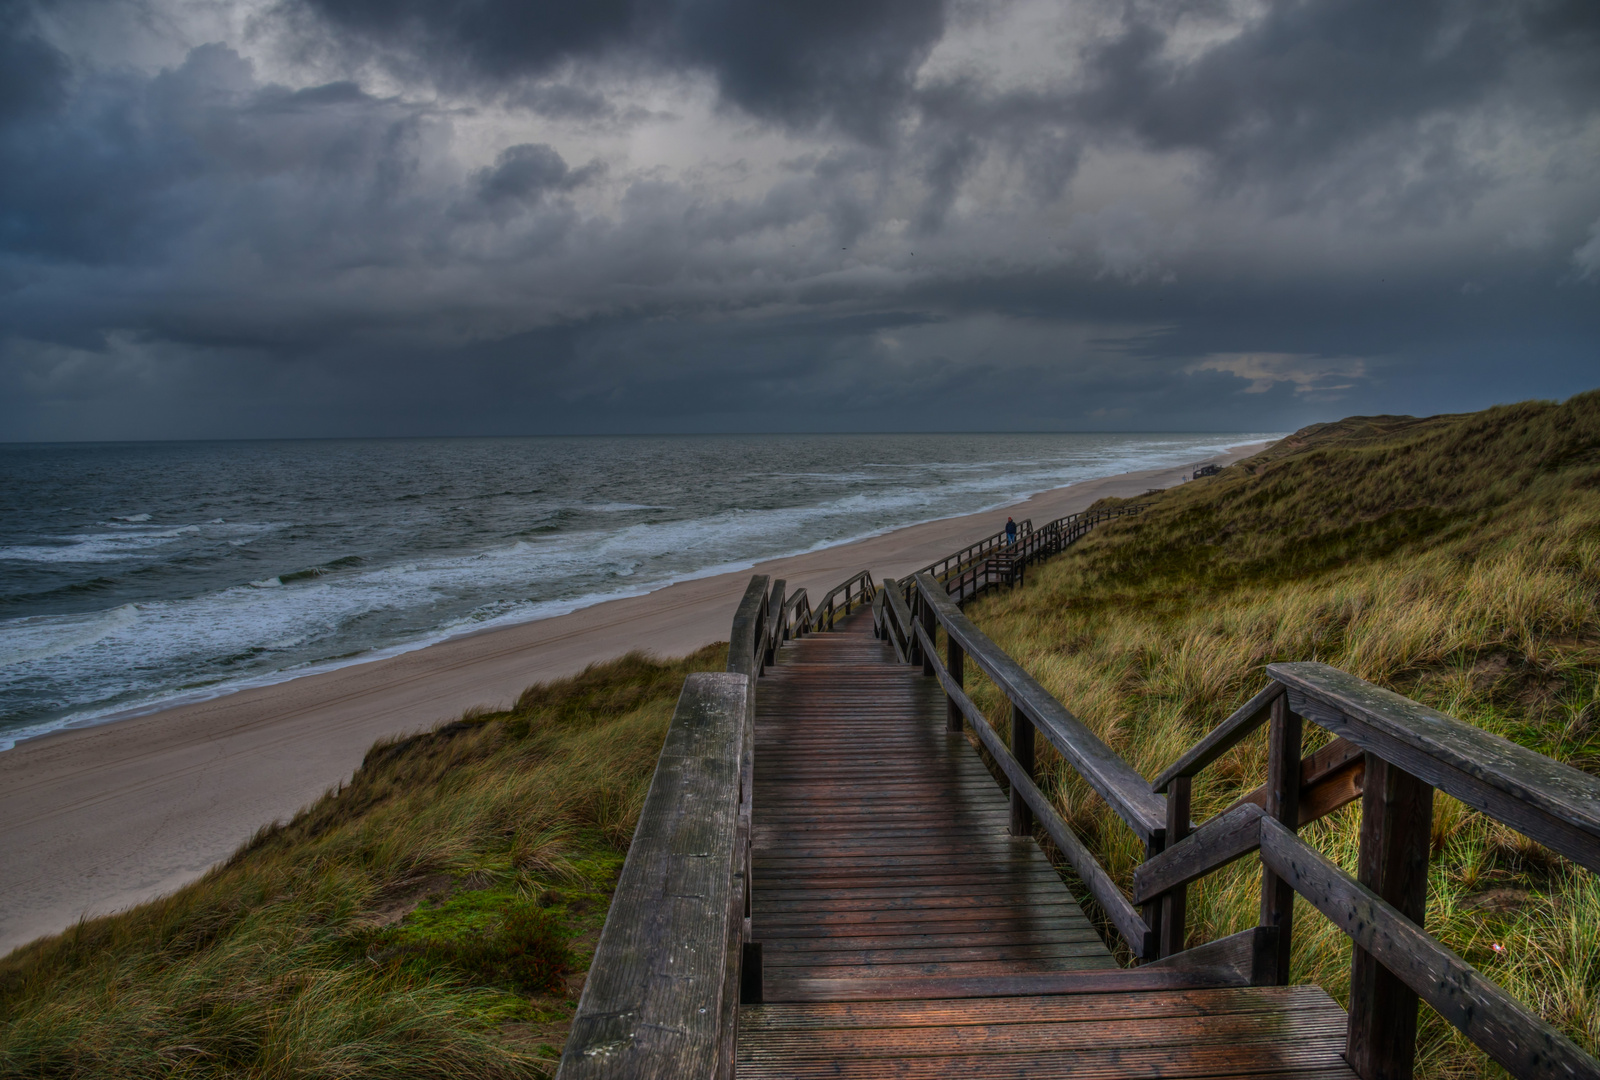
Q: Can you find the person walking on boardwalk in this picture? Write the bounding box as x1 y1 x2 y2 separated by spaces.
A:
1005 516 1016 544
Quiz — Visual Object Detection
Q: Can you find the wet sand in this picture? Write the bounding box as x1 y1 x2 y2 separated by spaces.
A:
0 443 1265 955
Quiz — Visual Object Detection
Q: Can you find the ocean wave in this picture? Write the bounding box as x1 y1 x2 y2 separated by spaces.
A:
0 604 139 668
0 432 1280 750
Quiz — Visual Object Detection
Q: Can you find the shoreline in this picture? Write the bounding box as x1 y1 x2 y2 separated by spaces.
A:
0 441 1267 956
4 442 1262 751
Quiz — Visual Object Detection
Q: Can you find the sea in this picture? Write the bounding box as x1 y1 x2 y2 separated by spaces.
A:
0 433 1275 750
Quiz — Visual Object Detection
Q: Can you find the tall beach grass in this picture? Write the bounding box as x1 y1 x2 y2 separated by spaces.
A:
959 392 1600 1077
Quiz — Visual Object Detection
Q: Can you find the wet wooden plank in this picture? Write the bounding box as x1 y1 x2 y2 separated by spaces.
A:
751 611 1115 993
740 985 1358 1077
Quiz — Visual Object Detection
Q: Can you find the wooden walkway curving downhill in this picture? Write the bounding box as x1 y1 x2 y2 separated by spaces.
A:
739 610 1358 1079
559 546 1600 1080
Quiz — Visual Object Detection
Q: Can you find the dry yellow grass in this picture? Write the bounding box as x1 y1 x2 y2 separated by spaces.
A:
960 391 1600 1078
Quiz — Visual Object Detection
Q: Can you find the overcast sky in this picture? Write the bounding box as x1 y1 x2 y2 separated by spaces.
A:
1 0 1596 440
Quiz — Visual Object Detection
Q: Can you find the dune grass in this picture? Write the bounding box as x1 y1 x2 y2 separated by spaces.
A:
0 645 726 1079
958 391 1600 1078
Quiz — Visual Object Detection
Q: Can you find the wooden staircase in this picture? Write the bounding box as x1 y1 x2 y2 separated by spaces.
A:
739 611 1356 1078
558 560 1599 1080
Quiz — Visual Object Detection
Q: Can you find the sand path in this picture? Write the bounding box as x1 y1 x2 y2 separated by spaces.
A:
0 445 1263 955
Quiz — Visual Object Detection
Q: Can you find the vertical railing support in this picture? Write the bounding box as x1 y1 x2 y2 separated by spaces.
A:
920 595 937 677
1259 691 1303 985
1345 756 1434 1080
946 635 965 733
1009 702 1035 837
763 579 784 667
908 592 923 667
1159 775 1192 957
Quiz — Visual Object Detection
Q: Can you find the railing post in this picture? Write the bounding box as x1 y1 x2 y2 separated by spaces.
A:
764 579 784 667
1259 691 1303 985
946 634 965 733
908 592 923 667
1009 702 1034 836
1345 755 1434 1080
920 595 936 677
1158 775 1191 957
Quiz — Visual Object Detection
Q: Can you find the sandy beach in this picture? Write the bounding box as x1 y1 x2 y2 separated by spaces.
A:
0 443 1265 955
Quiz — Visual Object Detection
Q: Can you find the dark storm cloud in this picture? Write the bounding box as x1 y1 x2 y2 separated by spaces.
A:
904 0 1600 223
2 0 1598 441
0 5 68 124
475 143 604 206
299 0 946 140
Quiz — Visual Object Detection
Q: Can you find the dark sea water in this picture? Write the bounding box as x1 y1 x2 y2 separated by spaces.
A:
0 433 1274 748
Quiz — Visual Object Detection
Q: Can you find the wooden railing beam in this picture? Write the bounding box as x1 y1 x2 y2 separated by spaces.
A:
1010 701 1035 837
1259 691 1303 986
1258 817 1600 1080
1346 756 1434 1080
916 620 1154 958
916 572 1167 844
1132 803 1266 905
1158 775 1192 958
1270 661 1600 875
1151 682 1285 793
557 673 749 1080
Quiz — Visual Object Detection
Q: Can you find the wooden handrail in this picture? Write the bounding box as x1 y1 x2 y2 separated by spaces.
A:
1150 682 1284 793
914 618 1154 956
915 571 1168 843
877 577 915 664
888 512 1599 1078
1138 661 1600 1079
809 569 875 631
908 503 1147 607
1269 661 1600 875
1259 817 1598 1080
556 672 750 1079
908 518 1032 585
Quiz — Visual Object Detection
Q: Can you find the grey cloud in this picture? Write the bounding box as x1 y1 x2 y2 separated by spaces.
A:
475 143 604 206
296 0 947 141
3 0 1599 442
1060 0 1600 212
1574 219 1600 281
0 5 68 124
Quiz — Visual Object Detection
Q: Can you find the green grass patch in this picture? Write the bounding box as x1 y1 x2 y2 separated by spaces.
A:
0 646 726 1079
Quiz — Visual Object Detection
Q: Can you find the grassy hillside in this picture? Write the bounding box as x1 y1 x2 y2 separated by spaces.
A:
961 391 1600 1078
0 646 726 1079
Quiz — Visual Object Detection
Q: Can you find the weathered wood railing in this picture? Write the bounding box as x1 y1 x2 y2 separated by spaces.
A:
555 667 750 1079
1142 663 1600 1080
890 571 1166 959
808 569 875 630
909 518 1032 588
874 559 1600 1080
558 567 874 1078
907 503 1146 606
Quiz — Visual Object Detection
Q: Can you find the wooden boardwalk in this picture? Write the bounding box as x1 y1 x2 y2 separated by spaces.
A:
740 611 1358 1078
560 562 1600 1080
